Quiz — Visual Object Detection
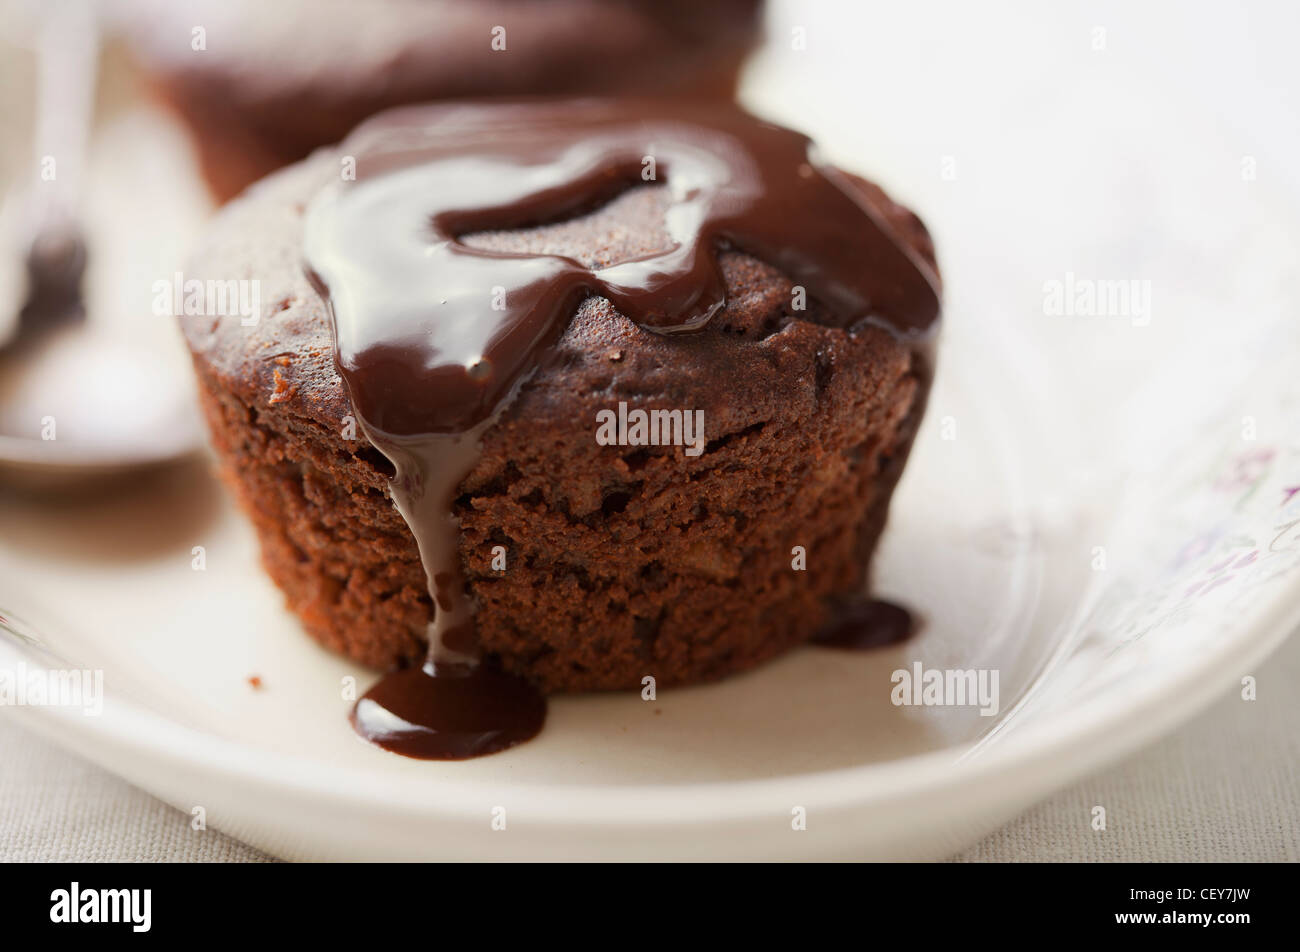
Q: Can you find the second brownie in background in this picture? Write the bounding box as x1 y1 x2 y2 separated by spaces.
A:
119 0 764 202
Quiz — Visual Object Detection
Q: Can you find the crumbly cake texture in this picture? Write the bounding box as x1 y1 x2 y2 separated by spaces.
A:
181 150 939 692
127 0 762 201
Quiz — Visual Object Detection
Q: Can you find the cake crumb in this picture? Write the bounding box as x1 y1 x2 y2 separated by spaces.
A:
268 368 297 404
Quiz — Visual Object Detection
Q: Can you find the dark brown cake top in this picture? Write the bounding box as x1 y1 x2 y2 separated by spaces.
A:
304 99 941 437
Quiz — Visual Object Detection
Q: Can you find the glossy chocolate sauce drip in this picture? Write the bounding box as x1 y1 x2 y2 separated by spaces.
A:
812 598 917 650
303 100 941 759
350 661 546 759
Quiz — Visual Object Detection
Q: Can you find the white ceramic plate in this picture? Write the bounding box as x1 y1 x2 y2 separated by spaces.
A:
3 328 1298 860
2 3 1299 861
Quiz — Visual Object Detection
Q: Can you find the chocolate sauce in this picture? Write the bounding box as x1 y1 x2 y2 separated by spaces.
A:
303 100 940 759
351 660 546 759
812 598 917 650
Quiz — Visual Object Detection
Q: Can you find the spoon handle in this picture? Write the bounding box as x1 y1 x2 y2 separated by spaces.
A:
8 0 100 348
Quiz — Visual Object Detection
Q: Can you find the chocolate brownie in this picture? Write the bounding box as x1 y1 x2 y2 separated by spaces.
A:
122 0 764 202
179 100 940 694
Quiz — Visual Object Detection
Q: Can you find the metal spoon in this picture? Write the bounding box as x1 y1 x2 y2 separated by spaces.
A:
0 0 203 488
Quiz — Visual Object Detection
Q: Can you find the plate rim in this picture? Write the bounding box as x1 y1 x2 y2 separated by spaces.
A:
5 583 1295 830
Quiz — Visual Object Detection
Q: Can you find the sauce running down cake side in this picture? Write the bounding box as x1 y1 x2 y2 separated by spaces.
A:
300 100 941 759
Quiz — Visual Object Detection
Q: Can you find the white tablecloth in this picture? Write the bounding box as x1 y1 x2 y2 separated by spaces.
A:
3 629 1295 862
